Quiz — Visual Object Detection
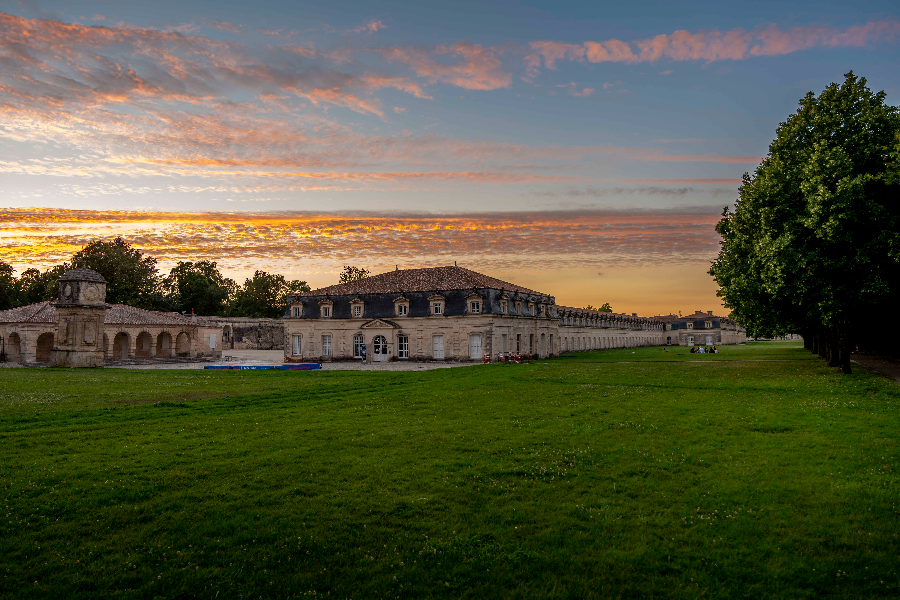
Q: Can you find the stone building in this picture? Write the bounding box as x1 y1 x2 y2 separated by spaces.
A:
656 311 747 346
198 316 285 350
0 268 223 365
282 266 701 363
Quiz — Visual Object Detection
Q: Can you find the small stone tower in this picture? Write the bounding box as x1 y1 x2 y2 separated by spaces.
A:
50 267 108 368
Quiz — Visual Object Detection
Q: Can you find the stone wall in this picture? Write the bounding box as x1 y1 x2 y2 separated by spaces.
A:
200 317 285 350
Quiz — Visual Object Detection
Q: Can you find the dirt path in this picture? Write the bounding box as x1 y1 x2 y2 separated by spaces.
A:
851 354 900 384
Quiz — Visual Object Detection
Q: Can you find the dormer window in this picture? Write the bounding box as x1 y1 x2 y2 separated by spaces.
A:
291 305 301 318
318 299 333 318
428 294 445 316
499 300 507 314
666 323 672 330
705 321 712 329
466 292 483 315
528 302 535 316
394 296 410 317
687 322 694 329
515 301 522 315
350 298 364 318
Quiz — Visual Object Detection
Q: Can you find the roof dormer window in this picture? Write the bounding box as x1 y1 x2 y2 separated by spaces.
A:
318 299 333 318
428 294 445 316
350 297 364 319
394 295 410 317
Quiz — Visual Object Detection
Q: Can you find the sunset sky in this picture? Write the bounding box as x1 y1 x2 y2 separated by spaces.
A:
1 0 898 314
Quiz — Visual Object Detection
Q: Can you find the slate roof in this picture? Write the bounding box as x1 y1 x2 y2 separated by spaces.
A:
58 267 107 283
299 266 548 297
556 306 650 320
0 301 196 326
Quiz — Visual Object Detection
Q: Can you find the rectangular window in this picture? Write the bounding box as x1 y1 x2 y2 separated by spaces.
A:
549 335 553 352
687 322 693 329
398 304 408 316
516 334 521 352
292 306 301 317
398 335 409 358
291 335 302 356
353 305 362 318
353 334 364 357
432 303 443 315
501 334 507 353
322 306 331 318
322 334 331 357
515 302 522 314
470 301 481 314
529 334 534 354
500 301 507 313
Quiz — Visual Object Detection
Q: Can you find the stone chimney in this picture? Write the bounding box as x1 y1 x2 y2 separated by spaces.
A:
50 267 108 368
708 310 713 316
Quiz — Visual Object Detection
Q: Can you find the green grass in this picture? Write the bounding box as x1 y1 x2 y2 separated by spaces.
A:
0 341 898 599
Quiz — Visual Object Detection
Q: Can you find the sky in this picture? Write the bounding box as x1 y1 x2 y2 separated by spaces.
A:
1 0 898 315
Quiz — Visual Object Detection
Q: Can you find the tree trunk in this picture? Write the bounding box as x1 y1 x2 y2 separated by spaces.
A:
839 327 852 374
827 328 839 367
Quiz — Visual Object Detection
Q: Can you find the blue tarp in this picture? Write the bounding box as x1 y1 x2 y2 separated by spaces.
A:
204 364 321 371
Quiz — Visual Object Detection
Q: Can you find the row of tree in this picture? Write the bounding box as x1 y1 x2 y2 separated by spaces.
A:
710 73 900 373
0 238 311 318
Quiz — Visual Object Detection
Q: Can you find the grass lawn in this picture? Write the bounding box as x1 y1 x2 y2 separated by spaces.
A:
0 341 898 598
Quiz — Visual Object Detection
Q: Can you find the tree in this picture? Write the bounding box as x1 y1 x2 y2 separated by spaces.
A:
583 304 595 310
70 238 162 309
163 261 236 316
710 73 900 372
0 261 15 310
598 303 613 312
338 265 370 283
229 270 310 318
16 265 70 306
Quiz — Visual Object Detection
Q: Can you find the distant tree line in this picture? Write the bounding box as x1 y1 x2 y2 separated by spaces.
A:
710 73 900 372
0 237 311 318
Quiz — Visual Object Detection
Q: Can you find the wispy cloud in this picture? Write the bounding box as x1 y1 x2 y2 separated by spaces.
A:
379 43 512 90
0 208 724 279
525 19 900 76
351 19 385 34
207 19 245 35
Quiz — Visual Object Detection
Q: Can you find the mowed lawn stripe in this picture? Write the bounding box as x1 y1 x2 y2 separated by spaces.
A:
0 342 898 599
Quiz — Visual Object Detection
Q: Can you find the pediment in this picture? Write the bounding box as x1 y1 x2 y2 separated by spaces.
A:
361 319 400 329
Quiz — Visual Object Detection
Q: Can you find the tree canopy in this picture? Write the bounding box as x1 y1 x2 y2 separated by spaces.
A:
229 271 310 318
338 265 370 283
710 72 900 371
163 260 236 316
71 237 162 309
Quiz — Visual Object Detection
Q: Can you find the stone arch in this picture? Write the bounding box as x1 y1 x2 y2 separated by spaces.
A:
156 331 173 358
36 332 54 362
113 332 130 360
6 332 22 363
176 331 191 356
135 331 153 358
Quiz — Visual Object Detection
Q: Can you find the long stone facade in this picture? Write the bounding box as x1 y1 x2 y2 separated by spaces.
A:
282 266 742 363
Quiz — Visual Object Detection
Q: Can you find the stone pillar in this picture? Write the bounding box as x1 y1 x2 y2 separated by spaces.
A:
50 268 108 368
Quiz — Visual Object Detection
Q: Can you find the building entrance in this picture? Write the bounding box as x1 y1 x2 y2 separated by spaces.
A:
373 335 388 362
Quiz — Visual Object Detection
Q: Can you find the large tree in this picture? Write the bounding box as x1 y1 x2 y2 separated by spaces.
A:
0 261 15 310
229 270 310 318
710 73 900 371
338 265 370 283
163 260 236 316
70 238 162 309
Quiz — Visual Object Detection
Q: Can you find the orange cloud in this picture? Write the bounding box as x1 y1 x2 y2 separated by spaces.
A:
527 19 900 74
0 208 724 283
351 19 385 34
380 43 512 90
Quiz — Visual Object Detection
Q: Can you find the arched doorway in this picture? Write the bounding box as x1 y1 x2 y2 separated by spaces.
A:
6 332 22 363
156 332 172 357
372 335 388 362
113 332 130 360
175 332 190 356
135 332 153 358
36 332 54 362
